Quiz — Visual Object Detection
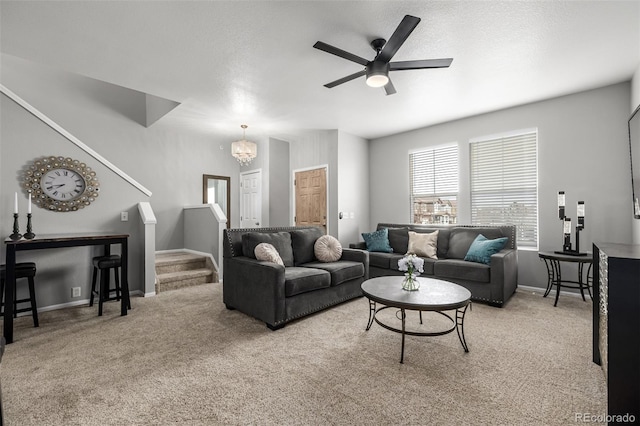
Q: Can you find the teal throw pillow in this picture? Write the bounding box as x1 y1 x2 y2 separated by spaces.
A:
361 228 393 253
464 234 508 265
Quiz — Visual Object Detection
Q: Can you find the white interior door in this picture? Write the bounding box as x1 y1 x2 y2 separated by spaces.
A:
240 170 262 228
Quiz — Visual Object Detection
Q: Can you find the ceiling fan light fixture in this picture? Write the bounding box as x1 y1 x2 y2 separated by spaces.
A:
231 124 257 165
366 62 390 88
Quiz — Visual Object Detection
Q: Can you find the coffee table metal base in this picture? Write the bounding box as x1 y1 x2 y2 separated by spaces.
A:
365 299 470 363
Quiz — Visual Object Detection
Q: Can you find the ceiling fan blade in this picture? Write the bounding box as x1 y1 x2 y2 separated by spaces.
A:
313 41 369 66
377 15 421 63
390 58 453 71
384 79 396 96
324 70 366 88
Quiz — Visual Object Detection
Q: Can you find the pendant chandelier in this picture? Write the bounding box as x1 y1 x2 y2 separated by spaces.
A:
231 124 257 165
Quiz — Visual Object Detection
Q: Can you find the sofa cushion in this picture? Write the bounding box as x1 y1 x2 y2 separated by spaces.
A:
301 261 364 286
314 235 342 262
242 232 295 267
387 227 409 253
434 259 490 283
254 243 284 266
284 267 331 297
407 230 438 259
368 252 393 269
446 227 504 260
362 228 393 253
290 227 325 265
464 234 508 265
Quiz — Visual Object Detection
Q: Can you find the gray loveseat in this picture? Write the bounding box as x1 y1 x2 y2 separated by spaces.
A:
223 226 369 329
351 223 518 307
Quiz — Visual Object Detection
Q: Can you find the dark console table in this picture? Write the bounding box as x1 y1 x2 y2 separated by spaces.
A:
3 232 130 344
592 242 640 421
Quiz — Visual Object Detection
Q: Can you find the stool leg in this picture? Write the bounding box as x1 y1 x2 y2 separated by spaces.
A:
98 269 106 317
114 266 121 302
90 267 98 307
28 276 39 328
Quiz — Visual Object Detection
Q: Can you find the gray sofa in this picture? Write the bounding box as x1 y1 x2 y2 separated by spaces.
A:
351 223 518 307
223 226 369 329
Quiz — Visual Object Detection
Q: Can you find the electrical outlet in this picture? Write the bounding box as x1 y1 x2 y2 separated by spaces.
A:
72 287 81 298
121 211 128 221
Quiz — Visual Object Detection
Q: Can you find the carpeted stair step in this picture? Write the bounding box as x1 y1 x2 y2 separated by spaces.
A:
155 252 207 275
155 251 218 293
155 268 214 293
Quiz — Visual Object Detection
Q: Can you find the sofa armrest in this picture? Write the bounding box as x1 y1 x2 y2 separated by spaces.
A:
349 242 367 250
340 248 369 280
223 256 286 326
489 248 518 305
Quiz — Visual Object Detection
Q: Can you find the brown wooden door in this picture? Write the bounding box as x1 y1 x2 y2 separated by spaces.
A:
295 168 327 233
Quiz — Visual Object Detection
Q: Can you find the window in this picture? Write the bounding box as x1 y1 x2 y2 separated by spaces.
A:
410 145 458 225
470 129 538 248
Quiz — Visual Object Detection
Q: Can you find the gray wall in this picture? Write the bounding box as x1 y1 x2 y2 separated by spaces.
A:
632 64 640 244
268 137 290 227
0 55 240 310
337 131 370 245
1 93 147 306
288 130 339 237
369 82 632 289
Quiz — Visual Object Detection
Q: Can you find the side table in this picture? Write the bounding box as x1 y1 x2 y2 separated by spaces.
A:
538 251 593 307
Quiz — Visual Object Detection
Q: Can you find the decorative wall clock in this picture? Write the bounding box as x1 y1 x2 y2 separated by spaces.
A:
22 156 100 212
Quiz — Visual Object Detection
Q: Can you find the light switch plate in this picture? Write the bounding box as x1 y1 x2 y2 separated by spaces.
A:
121 211 129 221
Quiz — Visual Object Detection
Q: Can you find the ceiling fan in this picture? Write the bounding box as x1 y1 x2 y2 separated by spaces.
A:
313 15 452 95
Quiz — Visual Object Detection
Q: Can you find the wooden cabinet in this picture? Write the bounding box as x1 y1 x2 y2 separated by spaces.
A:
592 243 640 421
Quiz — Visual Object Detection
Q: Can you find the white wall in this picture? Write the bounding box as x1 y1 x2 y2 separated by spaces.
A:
337 131 370 245
369 82 632 289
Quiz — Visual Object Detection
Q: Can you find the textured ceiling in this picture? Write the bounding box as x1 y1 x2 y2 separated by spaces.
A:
1 1 639 141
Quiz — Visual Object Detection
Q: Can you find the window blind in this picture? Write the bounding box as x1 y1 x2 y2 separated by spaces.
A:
410 145 458 224
470 130 538 248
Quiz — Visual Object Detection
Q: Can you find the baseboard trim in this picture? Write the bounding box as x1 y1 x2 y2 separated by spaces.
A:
517 284 589 299
34 290 143 314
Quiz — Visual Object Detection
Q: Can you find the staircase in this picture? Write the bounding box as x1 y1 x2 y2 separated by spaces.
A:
155 251 217 293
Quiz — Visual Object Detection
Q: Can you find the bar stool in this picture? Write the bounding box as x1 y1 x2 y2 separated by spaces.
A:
90 255 128 316
0 262 39 327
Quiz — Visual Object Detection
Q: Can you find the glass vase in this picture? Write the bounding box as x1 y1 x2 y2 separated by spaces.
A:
402 274 420 291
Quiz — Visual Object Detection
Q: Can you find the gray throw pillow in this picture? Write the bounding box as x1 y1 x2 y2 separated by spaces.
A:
290 227 325 265
242 232 295 266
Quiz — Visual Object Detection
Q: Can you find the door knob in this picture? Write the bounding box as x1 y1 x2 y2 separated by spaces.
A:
256 222 260 226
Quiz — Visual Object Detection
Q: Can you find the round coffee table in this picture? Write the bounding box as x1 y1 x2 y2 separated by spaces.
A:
361 276 472 363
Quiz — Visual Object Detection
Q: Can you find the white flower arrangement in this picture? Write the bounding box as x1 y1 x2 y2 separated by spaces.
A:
398 254 424 279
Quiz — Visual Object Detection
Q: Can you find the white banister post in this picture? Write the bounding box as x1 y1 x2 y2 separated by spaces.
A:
138 202 157 296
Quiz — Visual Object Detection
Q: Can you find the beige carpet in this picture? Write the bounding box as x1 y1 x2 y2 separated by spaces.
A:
2 284 606 425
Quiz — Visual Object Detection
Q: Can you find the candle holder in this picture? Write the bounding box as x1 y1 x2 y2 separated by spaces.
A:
9 213 22 240
554 192 586 256
24 213 35 240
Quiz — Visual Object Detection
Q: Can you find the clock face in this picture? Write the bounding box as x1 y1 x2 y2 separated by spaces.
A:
23 156 100 212
41 168 87 201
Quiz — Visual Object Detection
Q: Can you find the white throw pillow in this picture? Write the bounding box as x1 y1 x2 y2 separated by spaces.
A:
406 230 438 259
314 235 343 262
254 243 284 266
